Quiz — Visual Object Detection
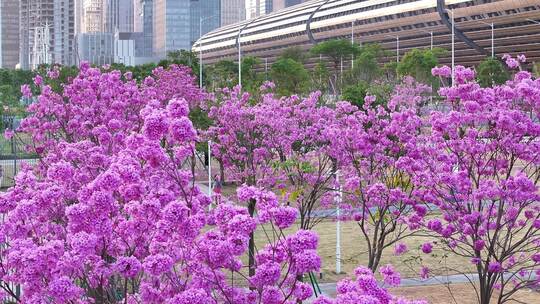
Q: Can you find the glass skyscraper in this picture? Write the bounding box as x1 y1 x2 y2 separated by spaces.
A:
154 0 220 59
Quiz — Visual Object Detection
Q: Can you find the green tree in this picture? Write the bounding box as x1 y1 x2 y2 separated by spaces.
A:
206 60 238 89
342 81 369 108
240 56 263 93
280 46 307 64
270 58 309 96
166 50 200 81
534 62 540 78
310 39 360 94
309 60 330 93
128 63 158 81
36 64 79 93
476 57 509 87
397 48 447 84
344 43 385 85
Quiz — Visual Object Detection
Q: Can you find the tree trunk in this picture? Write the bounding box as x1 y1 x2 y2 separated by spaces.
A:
248 198 256 278
219 159 225 185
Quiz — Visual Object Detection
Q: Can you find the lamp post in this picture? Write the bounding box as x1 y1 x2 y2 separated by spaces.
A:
237 26 246 87
351 20 356 69
199 15 218 88
478 20 494 58
418 29 433 50
450 9 455 86
208 140 212 197
385 34 399 62
335 171 342 274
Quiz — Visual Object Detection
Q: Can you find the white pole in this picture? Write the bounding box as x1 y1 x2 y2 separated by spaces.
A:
238 32 242 87
451 9 455 86
430 32 433 50
351 20 354 69
265 58 268 80
491 22 494 58
335 171 342 274
199 18 203 88
396 36 399 63
208 140 212 197
340 56 343 90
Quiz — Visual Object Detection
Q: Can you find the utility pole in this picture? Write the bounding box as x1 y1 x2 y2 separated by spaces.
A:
335 171 342 274
479 20 494 57
199 15 218 88
449 9 455 86
351 20 355 69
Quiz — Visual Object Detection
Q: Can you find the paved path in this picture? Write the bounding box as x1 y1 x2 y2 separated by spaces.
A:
315 271 538 299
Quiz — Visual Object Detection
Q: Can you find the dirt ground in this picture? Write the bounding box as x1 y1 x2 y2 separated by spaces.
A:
391 283 540 304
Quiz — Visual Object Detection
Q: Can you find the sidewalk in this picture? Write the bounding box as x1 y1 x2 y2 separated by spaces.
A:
315 271 538 299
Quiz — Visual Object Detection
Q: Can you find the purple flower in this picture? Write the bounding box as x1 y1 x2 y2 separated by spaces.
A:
421 242 433 254
420 266 430 279
394 242 408 256
473 239 485 251
114 256 142 278
379 264 401 287
143 254 173 276
488 261 502 273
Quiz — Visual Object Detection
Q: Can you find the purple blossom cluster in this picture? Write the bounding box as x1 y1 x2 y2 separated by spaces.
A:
0 63 325 303
314 266 427 304
2 52 540 304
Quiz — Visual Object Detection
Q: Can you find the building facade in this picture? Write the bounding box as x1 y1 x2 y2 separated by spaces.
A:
194 0 540 68
247 0 273 19
20 0 75 69
190 0 221 46
0 0 19 68
104 0 135 33
82 0 103 32
221 0 245 26
153 0 191 58
77 32 114 65
53 0 75 66
153 0 220 59
135 0 154 58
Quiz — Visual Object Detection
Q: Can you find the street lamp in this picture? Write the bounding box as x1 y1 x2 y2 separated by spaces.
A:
351 20 357 69
237 27 246 87
199 14 218 88
334 171 342 274
478 20 494 58
418 29 433 50
449 9 455 87
385 34 399 62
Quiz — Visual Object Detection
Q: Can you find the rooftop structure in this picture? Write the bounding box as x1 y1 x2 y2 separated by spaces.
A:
193 0 540 67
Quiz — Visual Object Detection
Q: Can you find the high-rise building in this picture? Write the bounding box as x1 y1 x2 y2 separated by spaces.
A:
104 0 135 33
53 0 75 66
153 0 220 59
153 0 191 58
20 0 76 69
246 0 272 19
272 0 304 12
190 0 220 46
82 0 104 32
77 32 114 65
0 0 20 68
221 0 245 26
134 0 154 58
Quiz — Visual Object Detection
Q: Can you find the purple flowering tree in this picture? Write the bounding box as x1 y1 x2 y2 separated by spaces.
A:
259 91 338 230
0 64 323 303
408 56 540 304
326 80 429 272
